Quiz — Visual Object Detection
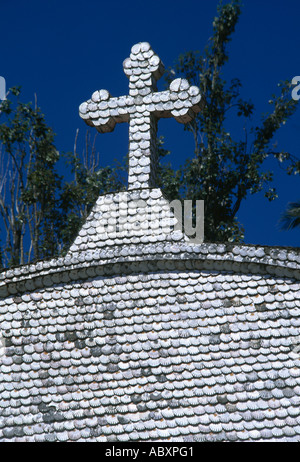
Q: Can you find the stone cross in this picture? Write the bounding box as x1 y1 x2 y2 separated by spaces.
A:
79 42 204 190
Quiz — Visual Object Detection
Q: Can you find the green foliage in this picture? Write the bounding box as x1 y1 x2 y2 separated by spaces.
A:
0 93 123 267
157 137 182 201
60 131 124 251
0 1 299 268
280 201 300 231
161 0 299 242
0 88 62 266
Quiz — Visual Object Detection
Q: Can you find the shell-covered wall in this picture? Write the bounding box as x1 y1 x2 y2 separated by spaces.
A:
0 188 300 442
0 258 300 442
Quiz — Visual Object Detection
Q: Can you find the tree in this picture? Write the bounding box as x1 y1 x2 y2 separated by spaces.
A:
0 87 62 267
59 128 124 251
0 89 124 268
159 0 299 242
280 201 300 231
1 1 299 269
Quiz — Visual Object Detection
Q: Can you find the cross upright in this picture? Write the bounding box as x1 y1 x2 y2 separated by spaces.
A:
79 42 205 190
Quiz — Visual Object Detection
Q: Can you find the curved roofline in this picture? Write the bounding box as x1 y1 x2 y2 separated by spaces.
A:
0 241 299 297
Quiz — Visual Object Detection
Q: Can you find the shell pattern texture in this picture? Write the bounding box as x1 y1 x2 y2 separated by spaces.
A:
0 42 300 443
0 238 299 442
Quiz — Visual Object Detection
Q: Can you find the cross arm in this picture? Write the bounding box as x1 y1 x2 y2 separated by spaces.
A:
79 90 135 133
147 78 204 124
79 76 204 133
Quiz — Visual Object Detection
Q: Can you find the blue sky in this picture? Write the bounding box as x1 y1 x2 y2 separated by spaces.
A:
1 0 300 247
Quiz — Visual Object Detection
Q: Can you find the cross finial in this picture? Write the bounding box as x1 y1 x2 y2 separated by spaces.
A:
79 42 204 189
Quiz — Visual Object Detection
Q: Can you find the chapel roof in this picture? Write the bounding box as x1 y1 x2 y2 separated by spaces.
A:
0 42 299 442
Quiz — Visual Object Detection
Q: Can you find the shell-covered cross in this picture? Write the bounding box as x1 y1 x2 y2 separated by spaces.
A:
79 42 204 190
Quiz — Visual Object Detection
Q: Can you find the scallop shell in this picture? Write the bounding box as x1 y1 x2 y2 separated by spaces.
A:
188 416 199 426
209 423 222 433
283 426 296 437
183 388 194 398
57 431 69 442
73 391 83 401
279 369 290 379
32 434 44 442
272 427 283 438
68 430 81 441
157 428 170 438
275 408 288 420
59 401 70 411
78 428 90 439
23 426 34 436
13 416 24 426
